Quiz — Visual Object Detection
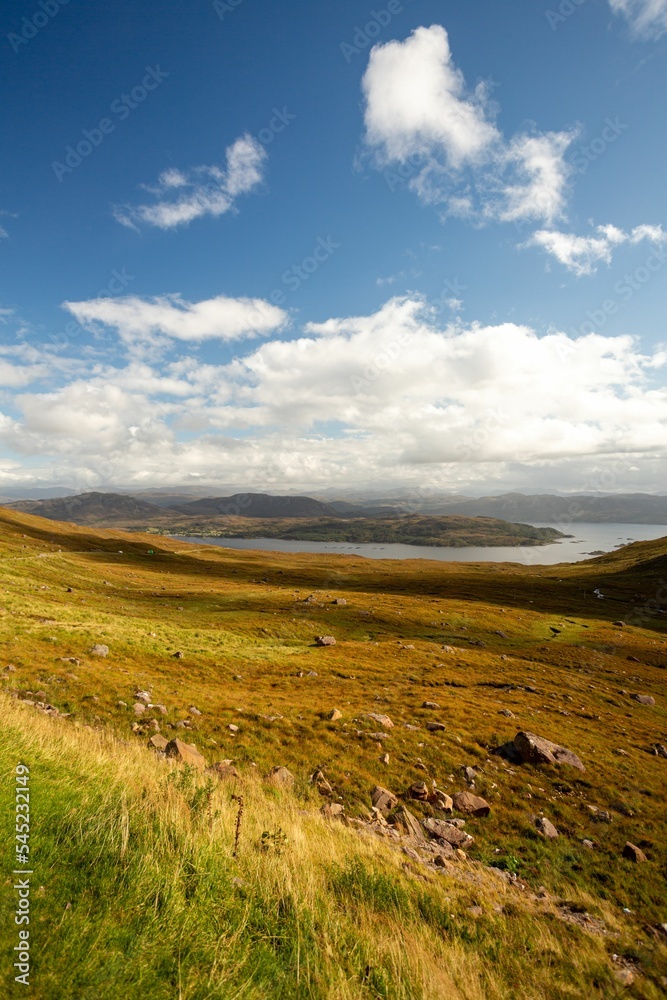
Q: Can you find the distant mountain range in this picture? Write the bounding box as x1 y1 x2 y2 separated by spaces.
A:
4 489 667 525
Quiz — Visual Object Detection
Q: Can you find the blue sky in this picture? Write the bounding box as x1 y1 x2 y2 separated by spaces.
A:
1 0 666 494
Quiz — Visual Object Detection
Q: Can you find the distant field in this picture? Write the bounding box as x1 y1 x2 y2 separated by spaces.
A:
0 507 665 998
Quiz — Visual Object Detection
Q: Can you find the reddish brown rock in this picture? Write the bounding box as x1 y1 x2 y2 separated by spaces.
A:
513 731 585 771
622 842 647 863
452 791 491 817
387 805 425 842
633 694 655 706
371 785 398 813
208 762 241 781
165 738 206 769
407 781 429 801
422 817 472 847
148 734 169 751
266 766 295 788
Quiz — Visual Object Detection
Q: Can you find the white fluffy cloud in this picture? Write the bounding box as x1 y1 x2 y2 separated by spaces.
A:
361 25 577 225
2 297 666 491
609 0 667 39
113 134 267 230
527 222 665 275
63 293 288 352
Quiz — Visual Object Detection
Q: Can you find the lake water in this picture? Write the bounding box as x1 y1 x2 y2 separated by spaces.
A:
173 522 666 565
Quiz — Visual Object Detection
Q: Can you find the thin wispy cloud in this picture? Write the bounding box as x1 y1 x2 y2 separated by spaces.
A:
361 25 578 226
609 0 667 40
113 134 267 231
526 222 665 275
63 293 288 354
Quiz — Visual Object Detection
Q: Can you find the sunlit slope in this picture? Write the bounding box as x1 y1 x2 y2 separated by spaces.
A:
0 507 666 996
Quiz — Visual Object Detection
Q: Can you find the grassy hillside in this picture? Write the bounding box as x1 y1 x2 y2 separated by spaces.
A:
0 507 666 997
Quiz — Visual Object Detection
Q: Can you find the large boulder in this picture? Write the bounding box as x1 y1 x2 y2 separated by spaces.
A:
452 791 491 817
148 734 169 751
165 738 206 769
513 731 585 771
422 817 472 847
371 786 398 813
266 766 295 788
387 805 425 842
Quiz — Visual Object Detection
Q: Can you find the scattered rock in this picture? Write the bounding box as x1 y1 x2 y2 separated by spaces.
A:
312 770 333 795
614 968 635 987
587 805 613 823
189 706 202 716
133 702 146 716
57 657 80 666
423 817 472 848
499 709 515 718
135 690 151 703
321 802 345 820
208 762 241 781
633 694 655 706
426 721 446 732
622 842 647 863
165 738 206 769
266 766 295 788
613 621 626 628
227 723 239 733
422 701 440 709
582 839 595 849
407 781 429 801
513 731 585 771
332 598 347 606
463 766 476 784
117 700 127 708
430 790 453 813
90 644 108 657
172 651 184 659
148 734 169 751
380 753 390 764
371 786 398 813
441 645 455 653
326 708 342 721
387 804 425 842
650 743 667 758
452 791 491 817
315 635 336 646
150 703 168 715
535 816 559 839
366 713 394 728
